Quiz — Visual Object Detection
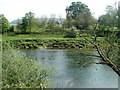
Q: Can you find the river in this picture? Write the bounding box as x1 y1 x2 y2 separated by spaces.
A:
21 49 118 88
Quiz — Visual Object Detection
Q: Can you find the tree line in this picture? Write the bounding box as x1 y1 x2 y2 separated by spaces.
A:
0 1 120 34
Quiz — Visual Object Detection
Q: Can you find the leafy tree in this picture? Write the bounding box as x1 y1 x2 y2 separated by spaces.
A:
65 2 94 29
118 1 120 29
9 25 15 32
98 5 118 27
0 15 2 33
21 12 35 32
63 19 72 28
1 14 10 33
66 2 88 19
16 19 22 31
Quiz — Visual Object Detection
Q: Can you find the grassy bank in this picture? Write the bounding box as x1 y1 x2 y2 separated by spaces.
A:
2 34 105 49
5 38 87 49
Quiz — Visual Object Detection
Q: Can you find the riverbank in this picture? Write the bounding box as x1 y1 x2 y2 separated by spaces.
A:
2 34 100 49
5 38 89 49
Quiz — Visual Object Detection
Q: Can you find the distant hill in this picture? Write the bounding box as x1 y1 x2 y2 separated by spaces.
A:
10 19 22 25
10 18 65 25
10 20 17 25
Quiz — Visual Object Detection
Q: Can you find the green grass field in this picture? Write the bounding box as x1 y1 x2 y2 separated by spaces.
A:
2 34 105 42
2 34 86 41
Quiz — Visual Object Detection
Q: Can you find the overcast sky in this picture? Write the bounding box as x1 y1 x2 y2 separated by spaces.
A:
0 0 119 22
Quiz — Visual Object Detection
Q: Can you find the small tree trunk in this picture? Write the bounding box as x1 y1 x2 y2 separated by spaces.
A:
94 43 120 76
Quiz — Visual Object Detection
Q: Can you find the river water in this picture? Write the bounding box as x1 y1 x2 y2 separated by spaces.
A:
21 49 118 88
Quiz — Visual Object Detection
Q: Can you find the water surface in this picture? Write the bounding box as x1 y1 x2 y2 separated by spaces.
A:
21 49 118 88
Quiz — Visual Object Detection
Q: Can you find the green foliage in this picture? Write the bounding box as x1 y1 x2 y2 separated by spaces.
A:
16 19 22 31
9 25 15 32
21 12 36 32
98 5 118 27
1 14 10 33
65 2 95 29
66 2 88 19
63 19 71 28
2 42 52 88
118 2 120 29
64 26 78 38
54 26 63 31
47 20 58 29
2 36 87 49
36 17 47 28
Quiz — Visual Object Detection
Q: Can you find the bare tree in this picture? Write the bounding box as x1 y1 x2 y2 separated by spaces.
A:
37 15 48 28
58 15 64 26
47 14 57 29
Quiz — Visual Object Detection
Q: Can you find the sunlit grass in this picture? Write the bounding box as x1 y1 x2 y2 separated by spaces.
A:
2 34 87 41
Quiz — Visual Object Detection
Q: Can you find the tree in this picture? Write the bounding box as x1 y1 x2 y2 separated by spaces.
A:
9 25 15 32
63 19 72 28
84 24 120 76
98 5 118 27
21 12 35 32
36 16 48 28
0 14 2 33
16 19 22 31
66 2 88 19
65 2 94 29
118 1 120 29
47 14 58 29
0 14 10 33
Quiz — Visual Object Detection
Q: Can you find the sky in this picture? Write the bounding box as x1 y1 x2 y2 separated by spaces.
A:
0 0 119 22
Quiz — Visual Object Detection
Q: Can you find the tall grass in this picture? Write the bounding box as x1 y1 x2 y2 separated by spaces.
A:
2 42 52 88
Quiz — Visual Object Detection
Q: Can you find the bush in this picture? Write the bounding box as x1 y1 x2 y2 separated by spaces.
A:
2 42 52 88
9 25 15 32
54 26 63 31
64 26 78 38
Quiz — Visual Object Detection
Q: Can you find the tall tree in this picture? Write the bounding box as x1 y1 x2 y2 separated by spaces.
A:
66 2 88 19
118 1 120 29
0 14 10 33
0 14 2 33
98 5 118 27
21 12 35 32
65 2 94 29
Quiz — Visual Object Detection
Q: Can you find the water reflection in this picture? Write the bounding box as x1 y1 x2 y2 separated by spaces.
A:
21 49 118 88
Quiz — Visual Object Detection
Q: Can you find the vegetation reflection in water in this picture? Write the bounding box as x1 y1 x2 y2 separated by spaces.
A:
21 49 118 88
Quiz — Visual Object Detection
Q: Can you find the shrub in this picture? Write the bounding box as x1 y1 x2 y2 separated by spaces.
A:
9 25 15 32
2 42 52 88
64 26 78 38
54 26 63 31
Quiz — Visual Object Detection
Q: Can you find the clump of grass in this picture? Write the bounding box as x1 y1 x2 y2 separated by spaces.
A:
2 42 52 88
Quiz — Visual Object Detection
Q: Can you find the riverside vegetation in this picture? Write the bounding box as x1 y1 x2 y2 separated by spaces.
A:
2 42 53 88
1 1 120 88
